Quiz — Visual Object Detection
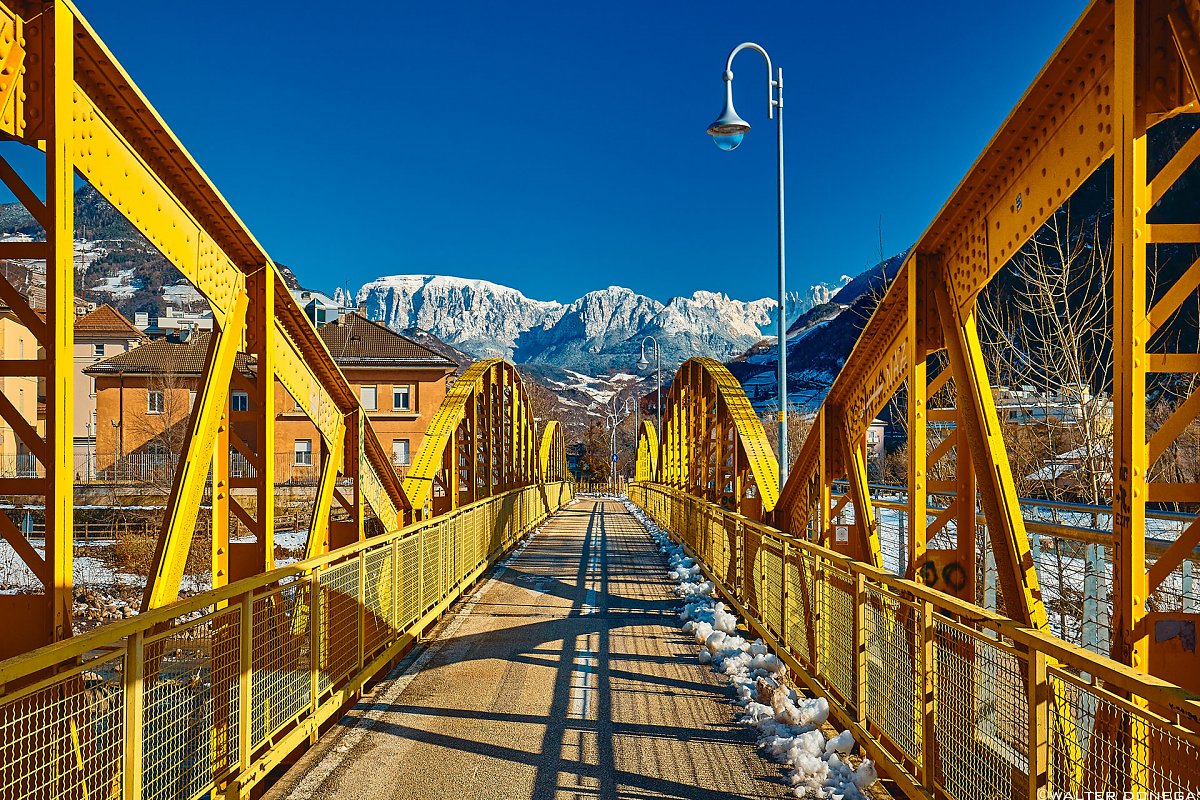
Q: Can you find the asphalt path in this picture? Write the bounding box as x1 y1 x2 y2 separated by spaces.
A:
264 498 775 800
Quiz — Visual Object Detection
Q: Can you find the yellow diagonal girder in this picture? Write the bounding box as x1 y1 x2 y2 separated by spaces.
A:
361 431 402 532
143 290 249 610
272 320 346 448
306 436 345 560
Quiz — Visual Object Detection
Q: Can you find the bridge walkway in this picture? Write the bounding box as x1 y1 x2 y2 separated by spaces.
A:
264 497 775 800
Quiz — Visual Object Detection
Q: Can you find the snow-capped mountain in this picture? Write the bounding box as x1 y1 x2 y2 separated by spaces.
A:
344 274 852 376
348 275 566 359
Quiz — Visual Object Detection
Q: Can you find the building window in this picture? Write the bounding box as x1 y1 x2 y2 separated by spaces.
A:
294 439 313 466
148 391 165 414
360 385 377 411
89 377 96 396
232 391 249 412
392 439 411 466
393 385 412 412
189 391 197 410
93 343 104 358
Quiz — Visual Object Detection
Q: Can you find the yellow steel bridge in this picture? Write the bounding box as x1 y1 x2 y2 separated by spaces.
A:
0 0 1198 797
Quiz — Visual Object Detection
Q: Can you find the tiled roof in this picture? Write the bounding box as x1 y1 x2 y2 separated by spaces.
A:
84 332 256 377
318 313 456 368
84 314 454 377
75 305 146 340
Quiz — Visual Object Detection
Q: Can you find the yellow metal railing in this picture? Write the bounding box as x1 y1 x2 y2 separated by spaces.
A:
0 481 573 800
628 482 1200 800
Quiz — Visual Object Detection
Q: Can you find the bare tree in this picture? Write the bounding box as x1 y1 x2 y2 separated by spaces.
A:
121 367 194 496
760 403 813 477
977 207 1115 640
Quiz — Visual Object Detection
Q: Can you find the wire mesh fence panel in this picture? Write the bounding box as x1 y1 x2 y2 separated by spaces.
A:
756 542 784 642
1048 669 1200 795
711 515 735 588
819 566 856 711
863 585 922 764
399 535 421 631
318 560 361 693
743 526 765 620
420 524 441 613
251 582 312 747
934 617 1028 800
143 605 240 800
0 651 125 800
363 546 395 661
785 549 818 672
449 515 462 591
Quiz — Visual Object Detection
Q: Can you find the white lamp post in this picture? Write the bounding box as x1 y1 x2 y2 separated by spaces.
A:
706 42 790 482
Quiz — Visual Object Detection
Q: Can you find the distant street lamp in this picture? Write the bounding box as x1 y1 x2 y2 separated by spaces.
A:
636 336 662 443
706 42 789 482
605 396 634 489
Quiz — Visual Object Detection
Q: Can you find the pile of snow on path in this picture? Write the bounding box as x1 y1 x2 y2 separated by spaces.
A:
623 498 878 799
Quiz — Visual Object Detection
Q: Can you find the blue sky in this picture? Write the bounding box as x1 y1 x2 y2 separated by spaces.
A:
64 1 1088 304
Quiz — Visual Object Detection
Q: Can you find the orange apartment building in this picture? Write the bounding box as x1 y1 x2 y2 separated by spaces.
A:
275 313 456 478
86 312 456 480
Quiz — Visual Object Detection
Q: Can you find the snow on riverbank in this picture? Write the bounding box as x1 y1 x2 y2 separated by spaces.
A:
623 498 879 799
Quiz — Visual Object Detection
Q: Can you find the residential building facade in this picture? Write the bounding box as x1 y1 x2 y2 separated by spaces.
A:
72 305 145 479
86 331 254 476
86 313 456 482
0 305 42 477
276 313 456 480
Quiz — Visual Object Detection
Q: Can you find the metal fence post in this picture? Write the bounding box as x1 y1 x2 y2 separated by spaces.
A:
237 591 254 785
812 553 823 678
853 570 867 723
919 599 936 790
781 541 790 648
358 553 367 673
123 630 145 800
310 572 321 736
1027 647 1049 799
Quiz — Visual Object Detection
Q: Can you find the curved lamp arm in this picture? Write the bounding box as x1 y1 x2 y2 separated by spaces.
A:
724 42 778 119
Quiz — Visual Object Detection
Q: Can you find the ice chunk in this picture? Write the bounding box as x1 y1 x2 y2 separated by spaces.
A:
824 730 854 756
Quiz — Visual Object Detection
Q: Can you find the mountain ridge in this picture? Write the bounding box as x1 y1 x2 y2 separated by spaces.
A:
345 272 851 376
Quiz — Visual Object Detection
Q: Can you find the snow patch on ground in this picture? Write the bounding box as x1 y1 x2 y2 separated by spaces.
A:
622 498 879 799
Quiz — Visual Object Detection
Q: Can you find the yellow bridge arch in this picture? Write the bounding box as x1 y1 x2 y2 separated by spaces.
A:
404 359 545 518
539 420 568 482
654 358 778 517
634 420 658 482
